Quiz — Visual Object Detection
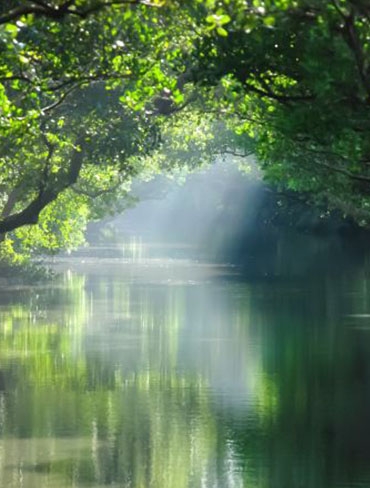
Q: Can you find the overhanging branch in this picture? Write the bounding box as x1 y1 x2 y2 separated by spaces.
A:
0 134 86 234
0 0 160 25
72 181 121 198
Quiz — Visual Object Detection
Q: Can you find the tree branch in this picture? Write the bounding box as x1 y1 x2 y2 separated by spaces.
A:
1 186 24 219
0 134 86 234
47 72 132 92
41 83 80 113
0 75 34 84
307 154 370 184
72 181 121 198
0 0 159 25
70 0 162 18
340 10 370 99
218 148 254 158
243 81 314 104
293 140 370 184
330 0 348 20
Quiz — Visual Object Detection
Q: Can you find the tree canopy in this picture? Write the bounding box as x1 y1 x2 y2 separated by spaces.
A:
0 0 193 260
199 0 370 224
1 0 370 261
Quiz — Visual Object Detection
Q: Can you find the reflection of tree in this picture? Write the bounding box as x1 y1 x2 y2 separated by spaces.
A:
8 257 365 487
0 273 88 391
221 272 370 488
0 378 219 487
0 268 263 487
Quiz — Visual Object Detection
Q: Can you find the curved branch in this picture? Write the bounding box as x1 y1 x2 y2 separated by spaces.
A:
0 0 159 25
312 159 370 184
0 187 58 233
0 135 86 234
41 83 79 113
243 81 314 104
72 181 121 198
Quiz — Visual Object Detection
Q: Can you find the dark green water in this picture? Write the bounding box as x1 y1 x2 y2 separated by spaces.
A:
1 238 370 487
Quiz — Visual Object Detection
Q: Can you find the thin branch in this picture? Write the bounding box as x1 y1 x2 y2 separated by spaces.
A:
218 149 254 158
322 163 370 183
41 83 80 113
31 0 55 8
0 5 47 24
0 75 34 84
71 0 162 18
294 142 351 162
72 181 121 198
307 154 370 184
330 0 348 20
47 72 131 92
0 0 159 25
41 69 136 112
244 81 314 104
292 138 370 183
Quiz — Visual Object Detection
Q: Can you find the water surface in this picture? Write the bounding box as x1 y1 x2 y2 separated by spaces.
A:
1 238 370 487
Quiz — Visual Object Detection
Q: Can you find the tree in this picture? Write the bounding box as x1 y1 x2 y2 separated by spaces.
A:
186 0 370 225
0 0 202 260
2 0 370 264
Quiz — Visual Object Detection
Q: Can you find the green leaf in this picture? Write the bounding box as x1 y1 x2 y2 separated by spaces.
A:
216 27 228 36
206 15 216 24
263 16 276 27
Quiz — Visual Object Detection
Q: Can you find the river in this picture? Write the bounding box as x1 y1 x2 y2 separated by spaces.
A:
1 236 370 487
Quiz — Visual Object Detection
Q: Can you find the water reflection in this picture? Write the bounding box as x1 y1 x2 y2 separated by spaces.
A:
1 240 370 486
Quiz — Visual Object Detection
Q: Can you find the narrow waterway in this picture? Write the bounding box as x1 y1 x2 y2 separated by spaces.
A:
1 237 370 487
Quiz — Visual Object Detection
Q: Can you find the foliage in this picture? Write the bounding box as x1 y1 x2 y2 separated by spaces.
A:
1 0 370 263
0 0 200 261
187 0 370 224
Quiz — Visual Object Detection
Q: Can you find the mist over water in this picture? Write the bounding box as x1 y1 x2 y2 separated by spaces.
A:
88 160 367 279
90 160 265 261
